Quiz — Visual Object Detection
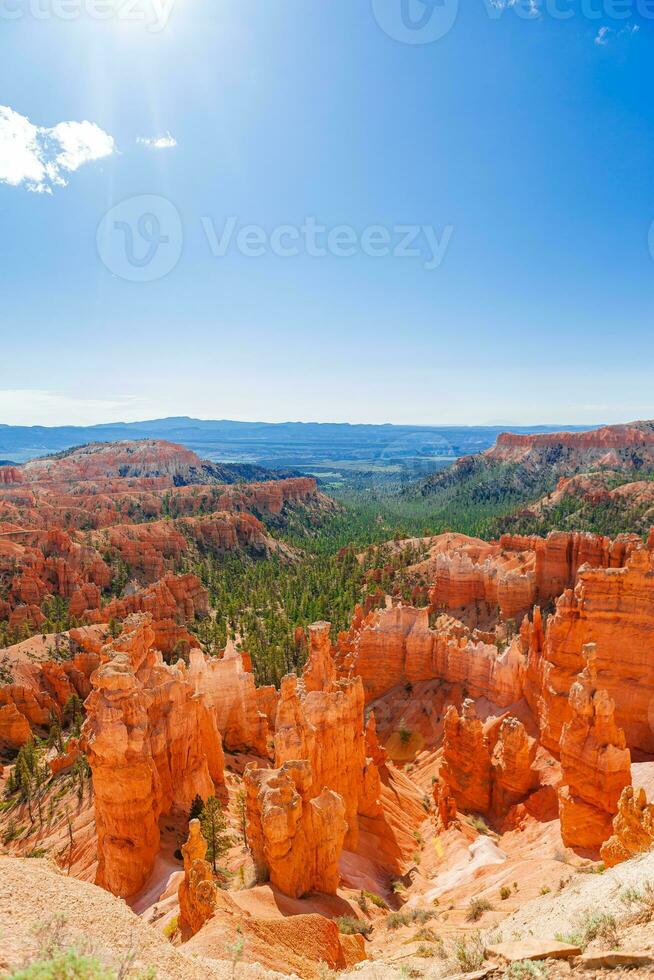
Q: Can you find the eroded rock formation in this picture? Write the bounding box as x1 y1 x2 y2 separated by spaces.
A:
0 440 331 650
601 786 654 868
274 632 368 850
82 615 225 897
241 623 386 895
490 715 538 817
244 760 347 898
187 637 275 757
0 631 106 749
558 646 631 850
178 819 218 936
526 547 654 753
336 603 526 707
437 700 537 821
439 700 492 814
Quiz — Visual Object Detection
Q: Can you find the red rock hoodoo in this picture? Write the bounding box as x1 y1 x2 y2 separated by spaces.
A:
82 615 225 898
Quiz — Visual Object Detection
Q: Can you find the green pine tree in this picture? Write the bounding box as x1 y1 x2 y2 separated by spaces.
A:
200 796 231 874
189 794 205 822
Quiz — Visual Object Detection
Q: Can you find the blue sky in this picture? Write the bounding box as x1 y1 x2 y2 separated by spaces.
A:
1 0 653 426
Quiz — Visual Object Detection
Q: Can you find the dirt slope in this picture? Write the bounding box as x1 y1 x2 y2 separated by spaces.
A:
0 855 284 979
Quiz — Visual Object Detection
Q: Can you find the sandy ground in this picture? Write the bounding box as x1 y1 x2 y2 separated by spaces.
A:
0 855 289 980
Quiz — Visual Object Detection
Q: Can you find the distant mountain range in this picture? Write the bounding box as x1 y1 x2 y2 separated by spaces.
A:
0 417 598 465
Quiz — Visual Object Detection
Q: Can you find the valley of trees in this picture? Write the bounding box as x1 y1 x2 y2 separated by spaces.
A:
2 466 653 682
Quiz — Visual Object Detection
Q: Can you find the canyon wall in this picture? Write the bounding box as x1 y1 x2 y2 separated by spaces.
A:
82 616 225 898
336 603 526 706
244 760 347 898
558 646 631 850
526 546 654 753
437 700 537 822
243 623 383 895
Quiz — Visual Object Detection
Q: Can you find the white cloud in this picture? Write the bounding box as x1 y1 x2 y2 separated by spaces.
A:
488 0 540 15
595 26 612 46
0 390 151 426
137 132 177 150
0 105 114 194
595 22 640 46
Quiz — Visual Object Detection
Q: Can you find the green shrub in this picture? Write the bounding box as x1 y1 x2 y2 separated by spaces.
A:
468 815 491 836
360 889 387 909
386 911 411 931
466 897 493 922
620 885 643 905
507 962 548 979
624 882 654 924
398 722 412 745
335 916 372 937
556 910 619 951
451 931 485 972
8 948 115 979
386 908 433 931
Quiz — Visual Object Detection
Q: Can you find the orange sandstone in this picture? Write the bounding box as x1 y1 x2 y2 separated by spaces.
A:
558 646 631 850
601 786 654 868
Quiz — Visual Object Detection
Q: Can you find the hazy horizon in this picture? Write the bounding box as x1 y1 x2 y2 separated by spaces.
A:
0 413 615 431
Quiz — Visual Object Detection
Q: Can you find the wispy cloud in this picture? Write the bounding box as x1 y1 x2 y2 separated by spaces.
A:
137 131 177 150
0 389 151 426
595 26 612 45
487 0 540 16
595 22 640 46
0 105 114 194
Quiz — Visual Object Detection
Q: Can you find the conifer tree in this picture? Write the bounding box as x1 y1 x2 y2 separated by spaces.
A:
200 796 231 874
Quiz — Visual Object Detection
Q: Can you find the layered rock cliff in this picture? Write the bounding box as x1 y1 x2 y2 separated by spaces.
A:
336 602 526 706
244 760 347 898
526 546 654 753
187 637 275 757
82 615 225 897
558 647 631 850
0 439 332 647
241 623 386 896
601 786 654 868
437 700 537 822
